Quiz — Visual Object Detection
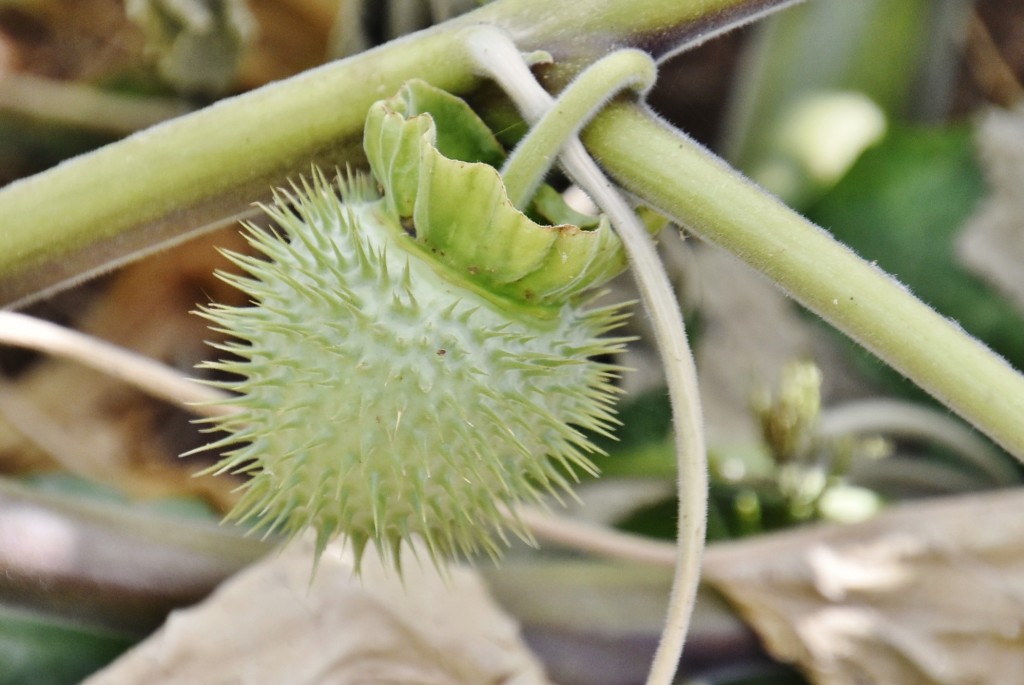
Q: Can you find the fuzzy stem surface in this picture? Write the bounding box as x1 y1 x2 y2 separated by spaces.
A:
585 104 1024 460
0 0 801 307
499 49 656 209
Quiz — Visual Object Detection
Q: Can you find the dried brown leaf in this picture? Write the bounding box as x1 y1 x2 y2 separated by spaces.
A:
0 0 144 81
238 0 339 87
83 537 554 685
702 489 1024 685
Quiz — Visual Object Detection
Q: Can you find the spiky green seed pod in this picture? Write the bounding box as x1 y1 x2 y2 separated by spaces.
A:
196 81 632 568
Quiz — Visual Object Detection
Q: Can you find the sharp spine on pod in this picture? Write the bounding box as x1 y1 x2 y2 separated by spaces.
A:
194 78 637 571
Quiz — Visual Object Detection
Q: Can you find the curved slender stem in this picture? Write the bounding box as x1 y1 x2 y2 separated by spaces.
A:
510 504 676 566
819 399 1019 486
499 49 656 209
561 142 707 685
0 311 235 416
584 103 1024 461
465 26 707 685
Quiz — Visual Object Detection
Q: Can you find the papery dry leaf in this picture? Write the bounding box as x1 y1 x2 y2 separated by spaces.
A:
83 537 554 685
702 488 1024 685
958 105 1024 317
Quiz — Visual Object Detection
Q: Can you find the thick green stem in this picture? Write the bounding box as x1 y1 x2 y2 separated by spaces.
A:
584 103 1024 460
0 27 476 307
0 0 799 307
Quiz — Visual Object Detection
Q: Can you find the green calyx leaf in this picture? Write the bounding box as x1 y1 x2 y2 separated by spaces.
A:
363 80 629 306
127 0 255 95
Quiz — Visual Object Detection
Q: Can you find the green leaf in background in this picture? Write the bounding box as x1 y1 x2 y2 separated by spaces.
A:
806 124 1024 397
721 0 974 209
0 606 134 685
19 473 219 520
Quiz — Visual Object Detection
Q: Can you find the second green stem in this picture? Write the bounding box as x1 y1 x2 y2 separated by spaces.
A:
586 103 1024 460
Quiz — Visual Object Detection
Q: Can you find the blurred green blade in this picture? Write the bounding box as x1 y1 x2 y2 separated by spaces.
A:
0 606 134 685
0 478 269 635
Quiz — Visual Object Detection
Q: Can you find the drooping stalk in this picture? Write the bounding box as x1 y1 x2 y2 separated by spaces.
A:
498 49 656 209
818 399 1019 486
465 27 708 684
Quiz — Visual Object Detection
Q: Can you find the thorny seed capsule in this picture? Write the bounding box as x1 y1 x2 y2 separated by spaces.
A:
195 81 633 570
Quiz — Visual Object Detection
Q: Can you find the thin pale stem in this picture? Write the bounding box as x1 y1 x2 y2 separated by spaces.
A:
465 27 707 685
0 311 235 416
510 505 676 566
819 399 1018 486
499 49 656 209
0 73 192 134
558 141 706 685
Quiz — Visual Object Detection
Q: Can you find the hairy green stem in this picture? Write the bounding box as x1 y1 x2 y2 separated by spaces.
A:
0 0 800 307
585 103 1024 460
0 27 472 307
499 49 656 209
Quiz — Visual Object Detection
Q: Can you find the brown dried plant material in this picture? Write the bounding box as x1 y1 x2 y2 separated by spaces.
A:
238 0 341 88
0 0 337 99
0 0 144 82
83 537 554 685
702 488 1024 685
0 228 250 511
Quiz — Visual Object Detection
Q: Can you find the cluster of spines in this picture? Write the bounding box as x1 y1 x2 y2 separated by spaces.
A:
195 170 630 569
